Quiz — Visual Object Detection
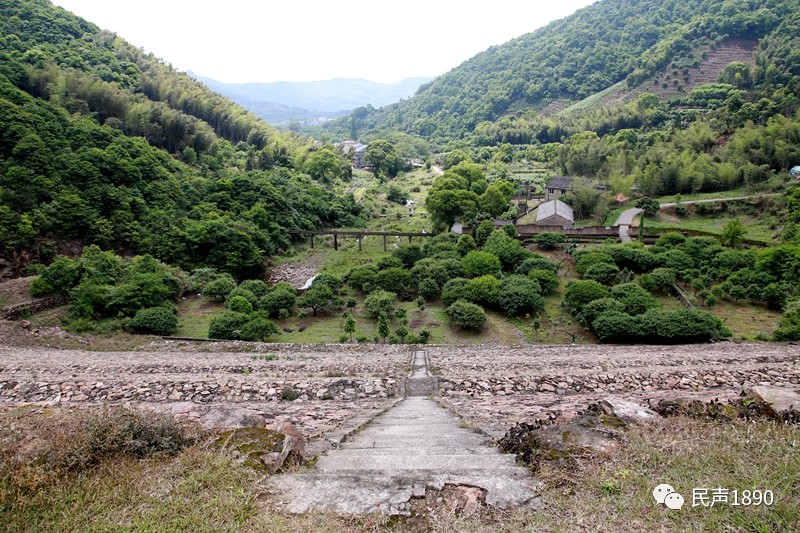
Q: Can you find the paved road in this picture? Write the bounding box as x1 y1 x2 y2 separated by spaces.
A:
267 350 539 515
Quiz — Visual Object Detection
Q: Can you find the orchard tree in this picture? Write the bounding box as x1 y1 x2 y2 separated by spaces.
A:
343 313 356 341
297 283 340 316
306 147 342 183
365 140 399 179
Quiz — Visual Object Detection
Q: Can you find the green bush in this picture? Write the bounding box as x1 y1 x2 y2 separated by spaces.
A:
441 278 469 306
774 299 800 341
482 230 530 271
473 220 495 247
446 300 487 330
238 279 269 297
261 286 296 316
515 255 559 275
456 234 477 256
532 232 566 250
564 280 610 314
364 289 398 318
410 259 449 288
225 295 254 314
498 275 544 317
418 278 441 301
238 318 280 342
203 275 237 301
583 262 621 286
610 283 658 315
392 243 424 268
527 269 560 295
186 267 220 293
33 256 82 296
656 249 694 272
226 287 259 308
376 256 404 270
591 311 636 341
129 307 178 336
375 268 414 293
297 284 340 315
581 298 626 325
346 264 378 293
462 250 501 278
208 311 249 339
464 275 502 306
648 267 677 293
574 251 615 276
312 273 344 291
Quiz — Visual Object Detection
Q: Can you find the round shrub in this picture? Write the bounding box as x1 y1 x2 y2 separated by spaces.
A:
482 230 530 271
238 318 280 342
225 295 254 314
418 278 441 301
411 259 449 288
462 251 501 278
376 256 404 270
261 285 296 316
202 275 236 301
130 307 178 336
610 283 658 315
346 264 378 293
446 300 487 330
583 262 621 286
464 275 502 306
208 311 248 340
456 234 476 256
581 298 626 325
498 275 544 317
574 251 615 276
441 278 469 306
515 255 559 275
528 269 560 295
364 290 398 318
238 279 269 297
226 287 259 308
374 268 414 294
656 249 694 273
312 273 344 291
564 280 610 314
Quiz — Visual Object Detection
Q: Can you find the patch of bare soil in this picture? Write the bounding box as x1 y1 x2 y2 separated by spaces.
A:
0 277 35 307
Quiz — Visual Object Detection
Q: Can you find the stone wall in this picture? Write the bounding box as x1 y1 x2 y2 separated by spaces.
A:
0 376 402 404
1 295 67 320
439 366 800 399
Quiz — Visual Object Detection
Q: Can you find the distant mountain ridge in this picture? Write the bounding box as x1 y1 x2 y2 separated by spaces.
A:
189 74 434 125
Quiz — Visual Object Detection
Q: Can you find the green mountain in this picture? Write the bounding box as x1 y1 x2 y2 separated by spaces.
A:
0 0 362 278
190 74 434 125
330 0 799 147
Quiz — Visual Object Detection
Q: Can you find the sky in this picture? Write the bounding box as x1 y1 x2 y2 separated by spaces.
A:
53 0 597 84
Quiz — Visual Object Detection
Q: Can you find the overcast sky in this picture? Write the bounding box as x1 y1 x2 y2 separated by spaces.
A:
53 0 597 84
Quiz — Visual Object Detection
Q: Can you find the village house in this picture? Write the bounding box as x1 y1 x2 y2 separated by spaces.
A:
339 140 368 168
536 199 575 226
545 176 574 201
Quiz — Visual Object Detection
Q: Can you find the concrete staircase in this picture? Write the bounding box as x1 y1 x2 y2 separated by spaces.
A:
267 351 539 515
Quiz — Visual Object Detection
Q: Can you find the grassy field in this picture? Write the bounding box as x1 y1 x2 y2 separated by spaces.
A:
705 300 783 341
3 407 796 532
646 212 779 243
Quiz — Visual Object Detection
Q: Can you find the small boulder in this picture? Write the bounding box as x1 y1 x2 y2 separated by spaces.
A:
215 423 305 474
598 398 658 425
749 386 800 416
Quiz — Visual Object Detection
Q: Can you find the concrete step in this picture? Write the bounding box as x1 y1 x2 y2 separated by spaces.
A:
342 435 489 448
315 454 517 471
333 446 499 456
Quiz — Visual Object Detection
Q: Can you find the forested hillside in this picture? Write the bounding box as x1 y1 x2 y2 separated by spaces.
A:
0 0 362 278
327 0 799 147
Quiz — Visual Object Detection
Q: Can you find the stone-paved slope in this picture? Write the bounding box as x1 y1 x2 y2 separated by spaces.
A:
267 351 539 515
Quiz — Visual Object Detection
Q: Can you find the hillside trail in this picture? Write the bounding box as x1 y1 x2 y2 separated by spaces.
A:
265 350 540 515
